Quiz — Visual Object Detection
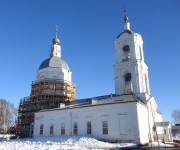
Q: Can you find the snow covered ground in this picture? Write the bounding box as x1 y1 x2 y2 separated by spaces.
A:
0 135 135 150
0 134 178 150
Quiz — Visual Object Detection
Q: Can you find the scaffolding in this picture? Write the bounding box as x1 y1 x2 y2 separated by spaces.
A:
17 79 76 136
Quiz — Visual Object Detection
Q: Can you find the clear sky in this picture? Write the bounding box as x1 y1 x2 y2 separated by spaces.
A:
0 0 179 123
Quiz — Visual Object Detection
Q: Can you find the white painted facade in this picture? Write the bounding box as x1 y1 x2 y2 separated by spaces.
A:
33 14 173 144
37 67 72 82
34 96 150 144
34 93 171 144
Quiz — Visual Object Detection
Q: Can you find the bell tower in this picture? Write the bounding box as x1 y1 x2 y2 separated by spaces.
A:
114 12 150 100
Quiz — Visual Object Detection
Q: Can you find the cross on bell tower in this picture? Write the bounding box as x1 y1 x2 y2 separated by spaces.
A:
114 12 150 100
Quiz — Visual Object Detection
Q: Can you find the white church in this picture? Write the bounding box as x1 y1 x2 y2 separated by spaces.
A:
33 14 172 144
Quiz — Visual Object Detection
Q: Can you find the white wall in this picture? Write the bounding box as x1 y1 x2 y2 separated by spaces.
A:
37 67 72 82
136 103 149 144
34 102 149 144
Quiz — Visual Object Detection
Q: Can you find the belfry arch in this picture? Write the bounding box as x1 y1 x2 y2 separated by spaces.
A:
122 45 130 61
124 73 132 94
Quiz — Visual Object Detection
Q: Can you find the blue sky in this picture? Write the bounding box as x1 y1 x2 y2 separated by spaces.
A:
0 0 179 122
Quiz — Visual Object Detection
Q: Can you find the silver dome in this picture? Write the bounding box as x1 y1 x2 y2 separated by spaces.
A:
39 56 70 70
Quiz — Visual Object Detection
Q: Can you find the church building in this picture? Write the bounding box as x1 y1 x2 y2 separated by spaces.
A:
32 14 172 144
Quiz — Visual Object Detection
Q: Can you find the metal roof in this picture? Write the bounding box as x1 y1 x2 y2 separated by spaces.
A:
116 30 135 39
39 56 70 70
75 94 146 106
37 94 147 113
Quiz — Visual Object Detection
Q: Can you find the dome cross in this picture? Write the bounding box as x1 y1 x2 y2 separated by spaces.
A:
55 24 59 38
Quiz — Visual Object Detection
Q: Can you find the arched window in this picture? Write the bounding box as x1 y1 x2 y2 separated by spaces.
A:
122 45 130 62
40 124 43 135
124 73 133 94
61 122 65 135
73 122 78 135
50 124 54 135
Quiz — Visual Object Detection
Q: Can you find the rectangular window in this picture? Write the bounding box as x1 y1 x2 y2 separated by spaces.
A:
50 124 54 135
102 121 108 135
40 124 43 135
61 122 65 135
73 122 78 135
87 122 91 135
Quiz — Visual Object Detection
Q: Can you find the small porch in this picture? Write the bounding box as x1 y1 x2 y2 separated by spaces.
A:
154 122 173 142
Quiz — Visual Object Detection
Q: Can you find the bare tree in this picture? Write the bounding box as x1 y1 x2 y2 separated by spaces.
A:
0 99 17 133
171 109 180 124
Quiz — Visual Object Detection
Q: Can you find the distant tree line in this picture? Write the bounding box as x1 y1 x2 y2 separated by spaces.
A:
171 108 180 125
0 98 17 133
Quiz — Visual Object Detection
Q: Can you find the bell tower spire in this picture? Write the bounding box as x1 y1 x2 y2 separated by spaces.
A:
123 9 130 30
50 25 61 58
114 14 150 100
